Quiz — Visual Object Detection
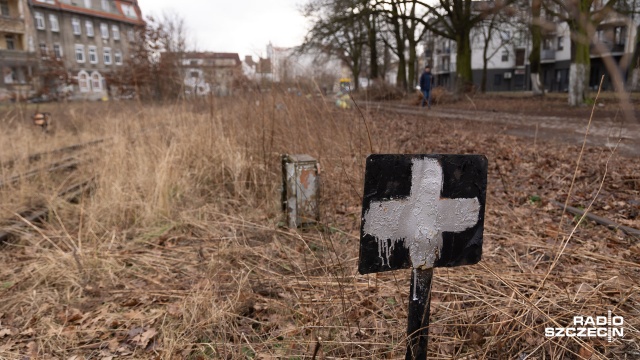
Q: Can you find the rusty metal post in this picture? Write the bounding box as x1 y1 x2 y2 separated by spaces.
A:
281 154 320 228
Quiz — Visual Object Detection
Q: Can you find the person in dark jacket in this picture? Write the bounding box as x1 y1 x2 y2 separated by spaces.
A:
419 66 433 108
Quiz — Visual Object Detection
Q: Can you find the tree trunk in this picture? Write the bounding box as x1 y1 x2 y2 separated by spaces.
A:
629 24 640 91
569 37 590 106
367 12 379 80
529 0 543 95
569 63 587 106
531 73 543 94
391 3 407 90
481 28 490 93
408 40 417 89
455 31 473 94
351 61 361 92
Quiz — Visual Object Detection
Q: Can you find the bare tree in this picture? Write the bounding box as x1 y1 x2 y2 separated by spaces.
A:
472 6 524 93
300 0 369 91
376 0 431 90
109 10 191 100
376 0 518 94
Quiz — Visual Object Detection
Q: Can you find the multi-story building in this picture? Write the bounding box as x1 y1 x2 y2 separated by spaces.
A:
28 0 143 99
0 0 38 100
177 52 242 97
424 2 640 93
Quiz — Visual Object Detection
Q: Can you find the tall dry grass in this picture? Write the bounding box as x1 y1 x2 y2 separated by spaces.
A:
0 92 638 359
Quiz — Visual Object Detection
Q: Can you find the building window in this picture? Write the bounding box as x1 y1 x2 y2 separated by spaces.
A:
100 23 109 39
78 71 90 92
5 35 14 50
91 71 102 92
543 38 552 50
88 45 97 63
72 18 81 35
614 27 626 46
557 36 564 51
114 49 122 65
122 4 136 18
101 0 109 11
4 66 16 84
127 28 135 42
84 0 91 8
49 14 59 32
103 47 111 64
0 1 9 16
75 44 85 63
53 43 62 59
501 49 509 62
190 71 199 78
35 12 45 30
86 20 94 37
39 43 48 57
494 74 502 86
112 25 120 40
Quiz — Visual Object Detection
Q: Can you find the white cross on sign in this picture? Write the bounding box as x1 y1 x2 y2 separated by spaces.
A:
362 157 481 269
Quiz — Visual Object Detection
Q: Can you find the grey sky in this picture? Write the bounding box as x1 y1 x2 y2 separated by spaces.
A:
136 0 309 58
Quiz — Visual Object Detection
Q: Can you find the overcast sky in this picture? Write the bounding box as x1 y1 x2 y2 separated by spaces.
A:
137 0 309 59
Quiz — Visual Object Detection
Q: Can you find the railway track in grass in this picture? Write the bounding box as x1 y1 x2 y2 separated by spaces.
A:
0 179 93 244
0 139 108 244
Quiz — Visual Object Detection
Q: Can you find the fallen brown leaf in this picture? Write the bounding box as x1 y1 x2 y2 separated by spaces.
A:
130 327 157 348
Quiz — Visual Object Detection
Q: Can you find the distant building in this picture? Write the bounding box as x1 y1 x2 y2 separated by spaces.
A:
424 2 640 92
28 0 144 99
0 0 38 100
177 52 242 96
242 42 342 92
242 55 273 83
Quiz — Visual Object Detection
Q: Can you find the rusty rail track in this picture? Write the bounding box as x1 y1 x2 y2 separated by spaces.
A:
0 138 107 170
0 156 82 189
0 179 93 244
0 139 108 244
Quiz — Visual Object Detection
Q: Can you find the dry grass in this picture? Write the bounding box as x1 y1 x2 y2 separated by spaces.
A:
0 92 638 359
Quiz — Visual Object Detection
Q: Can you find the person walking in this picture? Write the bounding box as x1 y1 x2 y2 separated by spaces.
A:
419 66 433 109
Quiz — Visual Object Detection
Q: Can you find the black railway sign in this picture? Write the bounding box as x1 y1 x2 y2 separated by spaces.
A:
358 154 488 360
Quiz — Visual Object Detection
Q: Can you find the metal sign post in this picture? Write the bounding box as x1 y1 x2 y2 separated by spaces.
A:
358 154 488 360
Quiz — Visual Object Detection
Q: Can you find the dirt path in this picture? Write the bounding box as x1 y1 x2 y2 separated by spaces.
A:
361 101 640 156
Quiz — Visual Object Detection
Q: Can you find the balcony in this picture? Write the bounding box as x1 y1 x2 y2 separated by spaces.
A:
0 49 37 64
541 49 556 60
0 16 24 34
435 63 450 73
590 42 625 56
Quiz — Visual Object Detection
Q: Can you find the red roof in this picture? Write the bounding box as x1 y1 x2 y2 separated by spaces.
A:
30 0 144 26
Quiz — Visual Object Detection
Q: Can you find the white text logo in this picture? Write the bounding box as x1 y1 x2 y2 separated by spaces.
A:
545 311 623 342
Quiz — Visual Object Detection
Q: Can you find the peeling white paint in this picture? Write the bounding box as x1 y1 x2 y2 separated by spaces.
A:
362 158 480 269
412 268 418 300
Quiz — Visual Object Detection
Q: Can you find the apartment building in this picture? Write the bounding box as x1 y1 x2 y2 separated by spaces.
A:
29 0 143 99
0 0 38 100
425 3 640 93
